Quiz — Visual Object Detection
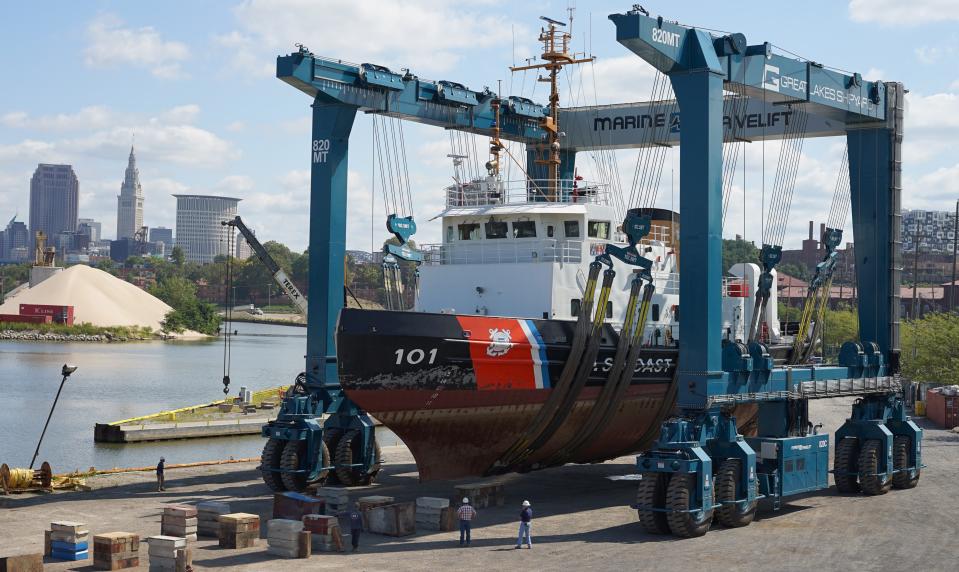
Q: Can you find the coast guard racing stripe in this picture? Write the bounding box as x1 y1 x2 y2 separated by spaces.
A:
455 316 551 390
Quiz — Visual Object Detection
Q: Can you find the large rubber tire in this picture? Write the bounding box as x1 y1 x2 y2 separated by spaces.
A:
636 472 671 535
666 472 714 538
280 439 309 492
857 439 892 496
892 435 920 490
334 429 380 486
322 429 343 485
260 438 286 492
833 437 860 493
716 459 757 528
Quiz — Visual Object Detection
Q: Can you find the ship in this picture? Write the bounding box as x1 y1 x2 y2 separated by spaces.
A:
335 17 790 481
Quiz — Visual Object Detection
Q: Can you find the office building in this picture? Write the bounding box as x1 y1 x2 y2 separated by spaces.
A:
117 146 145 240
78 218 102 243
150 226 174 250
173 194 241 263
29 164 79 247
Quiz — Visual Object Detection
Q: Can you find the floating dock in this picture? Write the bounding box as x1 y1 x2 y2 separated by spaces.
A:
94 387 288 443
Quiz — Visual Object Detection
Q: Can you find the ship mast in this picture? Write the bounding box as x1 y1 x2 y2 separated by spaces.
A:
510 14 594 201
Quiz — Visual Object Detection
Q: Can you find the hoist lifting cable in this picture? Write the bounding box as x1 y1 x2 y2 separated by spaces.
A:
722 71 749 224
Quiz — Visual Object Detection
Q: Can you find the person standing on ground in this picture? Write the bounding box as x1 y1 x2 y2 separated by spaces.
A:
156 457 165 491
457 497 476 546
515 500 532 549
347 502 364 552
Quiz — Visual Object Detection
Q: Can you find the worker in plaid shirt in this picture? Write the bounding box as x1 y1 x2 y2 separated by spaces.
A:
457 497 476 546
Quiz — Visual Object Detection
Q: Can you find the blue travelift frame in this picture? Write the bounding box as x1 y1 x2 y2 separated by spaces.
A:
608 8 920 535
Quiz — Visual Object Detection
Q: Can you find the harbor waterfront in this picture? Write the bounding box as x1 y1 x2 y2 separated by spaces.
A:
0 322 306 472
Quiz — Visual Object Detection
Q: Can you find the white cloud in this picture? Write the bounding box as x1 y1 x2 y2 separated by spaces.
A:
221 0 517 77
572 55 658 106
215 175 256 192
226 121 246 132
84 14 190 79
915 44 957 65
0 105 236 168
863 68 885 81
849 0 959 25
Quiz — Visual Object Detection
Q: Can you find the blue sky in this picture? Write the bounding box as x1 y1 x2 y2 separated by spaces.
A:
1 0 958 252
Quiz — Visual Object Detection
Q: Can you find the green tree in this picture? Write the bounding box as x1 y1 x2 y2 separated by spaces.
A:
821 304 860 358
778 262 810 282
150 275 222 335
901 313 959 383
722 238 759 273
171 245 185 267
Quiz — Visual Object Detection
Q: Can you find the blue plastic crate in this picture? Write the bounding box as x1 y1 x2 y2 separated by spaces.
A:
51 540 88 552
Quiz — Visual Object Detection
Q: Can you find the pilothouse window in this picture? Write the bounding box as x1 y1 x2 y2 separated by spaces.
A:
564 220 580 238
485 221 508 239
588 220 610 240
512 221 537 238
458 223 480 240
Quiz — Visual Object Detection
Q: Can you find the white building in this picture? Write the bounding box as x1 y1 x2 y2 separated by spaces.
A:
173 194 241 263
235 231 253 260
116 146 144 240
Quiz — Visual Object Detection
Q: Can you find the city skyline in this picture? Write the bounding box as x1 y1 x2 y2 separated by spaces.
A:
1 1 957 253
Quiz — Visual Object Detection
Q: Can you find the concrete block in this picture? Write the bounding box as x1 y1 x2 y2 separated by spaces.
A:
266 546 299 558
268 519 304 536
162 515 198 528
416 497 450 509
51 521 86 533
218 530 258 549
50 530 88 543
267 538 298 551
302 514 338 535
161 524 197 538
163 506 197 518
0 553 43 572
366 502 416 537
454 481 505 509
196 501 231 514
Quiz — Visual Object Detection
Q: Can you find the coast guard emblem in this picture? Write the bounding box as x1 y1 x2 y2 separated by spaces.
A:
487 328 513 357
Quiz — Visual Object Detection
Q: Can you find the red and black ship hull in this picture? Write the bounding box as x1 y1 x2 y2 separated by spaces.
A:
337 308 693 481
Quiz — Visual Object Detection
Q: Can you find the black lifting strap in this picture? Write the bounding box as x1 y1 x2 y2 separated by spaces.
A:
550 278 656 465
490 262 616 474
487 261 604 473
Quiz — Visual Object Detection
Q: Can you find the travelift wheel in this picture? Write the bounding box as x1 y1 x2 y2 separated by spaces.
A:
857 439 892 496
322 429 343 484
280 439 309 492
892 435 920 490
260 438 286 492
666 472 714 538
716 459 757 528
335 429 381 486
833 437 860 493
636 472 671 535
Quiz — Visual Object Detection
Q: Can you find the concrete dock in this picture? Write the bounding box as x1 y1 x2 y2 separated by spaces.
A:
2 398 957 570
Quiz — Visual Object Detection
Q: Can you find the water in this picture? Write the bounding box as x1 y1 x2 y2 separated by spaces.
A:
0 322 307 472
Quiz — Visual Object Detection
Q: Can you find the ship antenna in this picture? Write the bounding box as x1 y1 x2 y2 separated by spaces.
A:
510 15 594 201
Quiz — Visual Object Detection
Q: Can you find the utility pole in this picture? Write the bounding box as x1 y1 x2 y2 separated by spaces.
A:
951 199 958 312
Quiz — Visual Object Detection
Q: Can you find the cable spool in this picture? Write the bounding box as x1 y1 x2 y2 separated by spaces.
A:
0 462 52 492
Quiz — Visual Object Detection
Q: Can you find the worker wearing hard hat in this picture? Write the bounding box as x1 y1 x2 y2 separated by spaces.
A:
457 497 476 546
515 500 532 549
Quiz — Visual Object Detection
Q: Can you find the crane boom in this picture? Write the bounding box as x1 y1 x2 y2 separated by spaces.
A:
223 216 309 316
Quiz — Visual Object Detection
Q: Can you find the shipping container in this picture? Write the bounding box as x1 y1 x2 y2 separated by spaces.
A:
0 314 53 324
926 389 959 429
19 304 74 325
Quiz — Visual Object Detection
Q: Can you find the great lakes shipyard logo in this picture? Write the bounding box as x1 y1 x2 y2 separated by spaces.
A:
487 328 513 357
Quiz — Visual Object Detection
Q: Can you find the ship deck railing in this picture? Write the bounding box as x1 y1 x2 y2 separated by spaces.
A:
444 178 610 208
422 239 586 265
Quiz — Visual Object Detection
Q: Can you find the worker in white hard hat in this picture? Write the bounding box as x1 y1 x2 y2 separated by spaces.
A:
515 500 533 549
457 497 476 546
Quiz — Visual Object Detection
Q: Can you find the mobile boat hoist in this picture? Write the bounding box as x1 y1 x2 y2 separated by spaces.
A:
260 10 921 538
